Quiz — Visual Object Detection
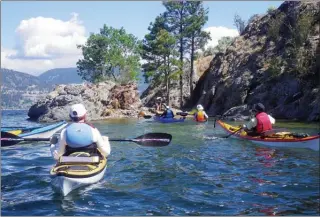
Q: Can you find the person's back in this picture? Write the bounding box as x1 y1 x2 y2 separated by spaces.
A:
161 106 174 118
243 103 275 136
50 104 111 160
194 104 208 122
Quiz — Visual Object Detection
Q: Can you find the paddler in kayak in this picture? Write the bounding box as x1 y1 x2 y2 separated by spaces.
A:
160 105 175 119
155 97 163 112
242 103 275 136
50 103 111 160
194 104 208 122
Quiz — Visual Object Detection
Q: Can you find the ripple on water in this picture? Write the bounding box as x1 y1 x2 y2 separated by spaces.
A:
1 111 319 215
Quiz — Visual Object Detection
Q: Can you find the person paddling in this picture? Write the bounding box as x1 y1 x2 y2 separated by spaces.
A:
50 103 111 160
155 97 163 112
194 104 208 122
242 103 275 136
160 105 174 119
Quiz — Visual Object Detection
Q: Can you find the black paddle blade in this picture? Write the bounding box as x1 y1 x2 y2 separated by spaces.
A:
1 131 51 147
133 133 172 147
1 131 22 147
143 115 152 119
176 112 189 117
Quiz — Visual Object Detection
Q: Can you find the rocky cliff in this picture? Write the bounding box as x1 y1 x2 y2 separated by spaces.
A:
191 1 320 121
28 81 142 122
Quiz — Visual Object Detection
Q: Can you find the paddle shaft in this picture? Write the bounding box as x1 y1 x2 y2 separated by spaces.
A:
1 137 51 142
224 127 243 138
1 132 172 147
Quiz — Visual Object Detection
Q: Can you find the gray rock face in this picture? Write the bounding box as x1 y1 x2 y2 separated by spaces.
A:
191 1 320 122
28 81 142 122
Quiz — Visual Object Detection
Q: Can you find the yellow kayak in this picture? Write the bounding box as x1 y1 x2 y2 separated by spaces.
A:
7 130 22 135
216 120 319 151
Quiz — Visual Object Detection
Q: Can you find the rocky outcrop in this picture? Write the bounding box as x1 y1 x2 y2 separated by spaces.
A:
191 1 320 121
28 81 142 122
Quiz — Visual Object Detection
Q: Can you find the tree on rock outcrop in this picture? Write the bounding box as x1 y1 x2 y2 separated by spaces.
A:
184 1 211 98
202 36 235 57
234 13 247 35
141 14 180 106
163 0 190 108
77 25 141 83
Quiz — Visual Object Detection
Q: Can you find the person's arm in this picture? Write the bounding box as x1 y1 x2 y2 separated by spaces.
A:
244 117 257 130
268 115 276 124
204 112 209 119
50 129 67 160
92 128 111 157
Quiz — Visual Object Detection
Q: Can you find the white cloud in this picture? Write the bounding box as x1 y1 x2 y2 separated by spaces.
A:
1 13 87 75
204 26 239 49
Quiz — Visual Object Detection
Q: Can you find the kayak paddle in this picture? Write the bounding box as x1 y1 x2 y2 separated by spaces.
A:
1 131 172 147
142 115 153 119
223 127 243 138
109 133 172 147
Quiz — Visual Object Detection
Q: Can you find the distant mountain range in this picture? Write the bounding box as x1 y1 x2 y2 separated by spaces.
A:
1 67 149 109
1 67 83 109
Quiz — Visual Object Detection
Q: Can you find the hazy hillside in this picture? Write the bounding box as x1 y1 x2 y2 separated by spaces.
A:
38 68 83 85
1 68 83 109
1 68 46 91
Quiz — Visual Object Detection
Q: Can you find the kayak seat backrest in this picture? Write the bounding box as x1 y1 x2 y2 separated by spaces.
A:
59 156 100 164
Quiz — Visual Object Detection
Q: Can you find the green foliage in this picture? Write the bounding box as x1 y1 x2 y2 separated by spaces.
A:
267 12 286 41
77 25 141 83
140 14 170 83
285 13 314 76
267 6 277 14
266 57 282 78
293 13 313 48
184 1 210 95
202 36 235 57
234 13 247 34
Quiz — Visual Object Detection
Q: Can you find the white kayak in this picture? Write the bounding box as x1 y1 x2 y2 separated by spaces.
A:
216 120 319 151
50 149 107 196
19 121 68 139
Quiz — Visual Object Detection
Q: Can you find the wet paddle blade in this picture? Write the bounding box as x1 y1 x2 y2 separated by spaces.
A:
1 131 23 146
1 131 51 147
143 115 152 119
176 112 190 116
133 133 172 147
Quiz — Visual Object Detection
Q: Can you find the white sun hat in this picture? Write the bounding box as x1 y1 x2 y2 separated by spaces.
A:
69 103 87 118
197 104 204 110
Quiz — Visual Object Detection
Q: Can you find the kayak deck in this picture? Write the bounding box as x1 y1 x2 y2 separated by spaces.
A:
50 150 107 196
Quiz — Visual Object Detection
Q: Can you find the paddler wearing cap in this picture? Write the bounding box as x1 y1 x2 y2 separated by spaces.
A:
155 97 163 112
160 105 175 119
50 103 111 160
194 104 208 122
242 103 276 136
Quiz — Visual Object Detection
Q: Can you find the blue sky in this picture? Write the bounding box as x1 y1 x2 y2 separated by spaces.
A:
1 1 283 74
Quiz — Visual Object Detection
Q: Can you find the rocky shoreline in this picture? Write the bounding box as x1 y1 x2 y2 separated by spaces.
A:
27 81 144 122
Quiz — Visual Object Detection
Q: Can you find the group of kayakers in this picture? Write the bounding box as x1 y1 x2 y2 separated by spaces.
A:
50 101 275 164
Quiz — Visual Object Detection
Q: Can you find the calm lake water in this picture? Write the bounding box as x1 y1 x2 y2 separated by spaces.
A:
1 110 319 216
